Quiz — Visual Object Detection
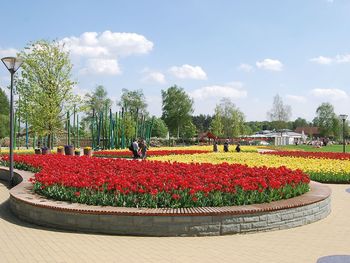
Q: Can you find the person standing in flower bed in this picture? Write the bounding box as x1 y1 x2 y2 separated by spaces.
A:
236 143 241 153
213 141 218 152
224 139 229 152
139 139 148 159
130 139 139 159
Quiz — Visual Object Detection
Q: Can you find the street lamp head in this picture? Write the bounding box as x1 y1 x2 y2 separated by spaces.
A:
340 114 348 121
1 57 23 73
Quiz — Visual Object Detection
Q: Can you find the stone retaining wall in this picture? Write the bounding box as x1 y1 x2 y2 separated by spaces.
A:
3 167 332 237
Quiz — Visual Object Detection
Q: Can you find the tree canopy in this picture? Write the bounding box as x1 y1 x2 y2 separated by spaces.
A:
118 88 148 117
0 88 9 138
313 102 340 138
161 85 194 138
16 40 77 147
210 98 245 138
151 117 168 138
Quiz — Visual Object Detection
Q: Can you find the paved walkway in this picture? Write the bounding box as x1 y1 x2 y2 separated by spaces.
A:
0 182 350 263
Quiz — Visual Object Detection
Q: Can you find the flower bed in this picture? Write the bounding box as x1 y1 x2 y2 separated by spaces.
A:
150 152 350 183
0 154 309 208
261 150 350 160
93 149 211 158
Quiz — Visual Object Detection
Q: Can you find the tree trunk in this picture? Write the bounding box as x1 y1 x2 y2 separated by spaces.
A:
48 133 52 149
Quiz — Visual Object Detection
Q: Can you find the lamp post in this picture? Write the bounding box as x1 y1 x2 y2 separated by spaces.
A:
339 114 348 153
1 57 23 186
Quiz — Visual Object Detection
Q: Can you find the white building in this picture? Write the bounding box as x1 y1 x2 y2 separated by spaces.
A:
249 131 305 146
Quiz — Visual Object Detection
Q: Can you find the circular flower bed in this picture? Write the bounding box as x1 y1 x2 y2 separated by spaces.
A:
0 154 310 208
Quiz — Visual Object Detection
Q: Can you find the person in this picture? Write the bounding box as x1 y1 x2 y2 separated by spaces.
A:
139 139 148 159
235 143 241 153
213 141 218 152
223 139 229 152
132 138 139 159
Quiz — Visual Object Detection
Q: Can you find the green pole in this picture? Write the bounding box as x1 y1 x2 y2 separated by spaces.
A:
67 111 70 145
135 108 139 139
77 114 80 148
14 111 17 150
109 109 113 149
73 105 76 147
147 117 155 145
97 112 102 148
91 109 95 149
115 112 119 149
25 112 28 149
121 108 125 149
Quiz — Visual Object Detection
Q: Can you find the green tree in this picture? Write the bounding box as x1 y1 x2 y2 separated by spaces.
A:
192 114 212 133
118 89 148 117
0 88 9 138
0 88 9 115
180 121 197 139
83 85 112 135
161 85 194 138
267 94 292 132
313 102 340 138
151 117 168 138
210 107 224 137
292 117 309 130
16 40 77 148
211 98 245 138
84 85 112 114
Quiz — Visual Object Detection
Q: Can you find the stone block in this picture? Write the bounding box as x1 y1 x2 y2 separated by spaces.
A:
252 221 268 228
240 223 252 231
293 211 304 218
219 216 243 224
267 214 281 223
243 216 260 222
189 224 220 234
221 223 240 234
281 214 294 220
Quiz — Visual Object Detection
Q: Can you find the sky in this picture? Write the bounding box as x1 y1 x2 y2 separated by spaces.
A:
1 0 350 121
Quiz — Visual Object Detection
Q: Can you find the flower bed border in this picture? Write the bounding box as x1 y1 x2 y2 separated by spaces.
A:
2 167 331 236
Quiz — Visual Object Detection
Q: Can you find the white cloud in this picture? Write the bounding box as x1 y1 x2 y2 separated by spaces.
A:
256 59 283 71
61 31 153 58
310 53 350 65
310 88 348 100
0 48 19 58
60 31 153 75
190 82 247 100
310 56 332 65
80 58 121 75
169 64 207 80
142 71 166 84
335 54 350 63
238 63 253 72
286 94 307 103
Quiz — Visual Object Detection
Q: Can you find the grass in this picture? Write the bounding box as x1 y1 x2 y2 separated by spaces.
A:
271 144 350 153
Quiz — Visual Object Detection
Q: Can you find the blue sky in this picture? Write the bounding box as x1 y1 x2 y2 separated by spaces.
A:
1 0 350 121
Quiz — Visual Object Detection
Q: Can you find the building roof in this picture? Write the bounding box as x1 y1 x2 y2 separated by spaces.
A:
295 127 320 135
